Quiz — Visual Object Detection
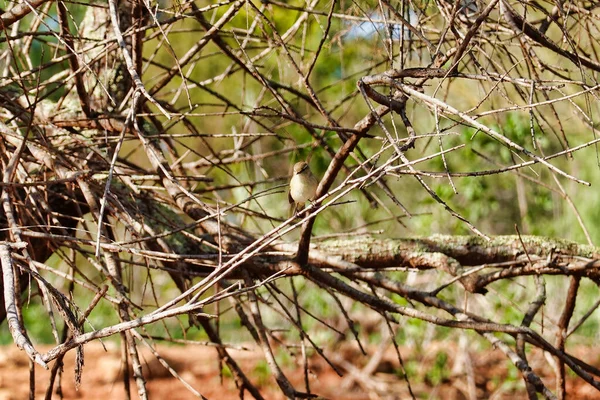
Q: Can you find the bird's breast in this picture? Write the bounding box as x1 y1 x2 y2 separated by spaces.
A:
290 174 317 203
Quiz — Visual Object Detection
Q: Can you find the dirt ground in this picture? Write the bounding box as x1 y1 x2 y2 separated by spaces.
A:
0 341 597 399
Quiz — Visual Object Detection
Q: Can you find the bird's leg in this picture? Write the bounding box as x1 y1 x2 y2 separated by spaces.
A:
294 202 306 218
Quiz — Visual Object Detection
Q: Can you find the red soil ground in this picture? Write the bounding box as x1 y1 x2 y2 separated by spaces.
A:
0 342 597 399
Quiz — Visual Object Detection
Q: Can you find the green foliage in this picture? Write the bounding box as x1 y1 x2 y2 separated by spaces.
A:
396 350 449 387
426 351 449 385
0 301 54 344
253 360 271 386
221 364 233 379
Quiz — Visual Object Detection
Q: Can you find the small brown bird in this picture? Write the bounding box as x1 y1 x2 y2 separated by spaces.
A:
288 161 318 215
